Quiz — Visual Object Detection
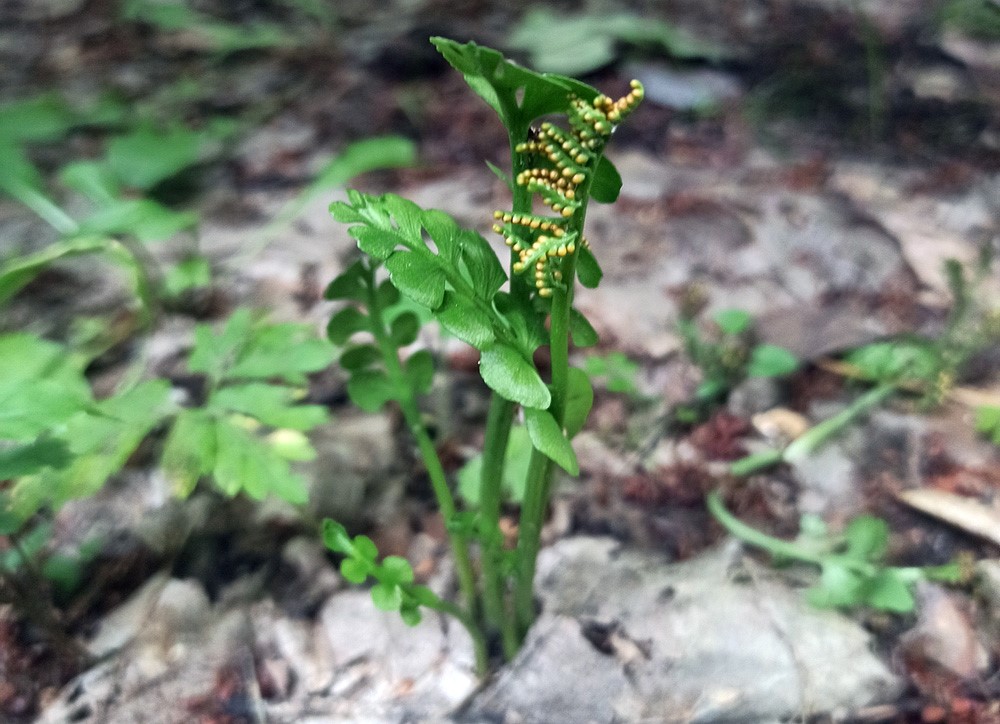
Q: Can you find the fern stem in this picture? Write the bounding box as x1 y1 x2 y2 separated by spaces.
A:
364 263 485 673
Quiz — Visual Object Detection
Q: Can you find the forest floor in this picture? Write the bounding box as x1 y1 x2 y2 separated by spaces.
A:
1 0 999 722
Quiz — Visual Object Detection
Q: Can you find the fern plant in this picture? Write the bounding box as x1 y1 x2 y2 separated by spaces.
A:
323 37 643 671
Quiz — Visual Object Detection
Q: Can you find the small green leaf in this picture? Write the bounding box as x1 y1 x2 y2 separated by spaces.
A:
436 291 495 349
340 344 381 371
405 350 435 394
974 405 1000 445
311 136 417 191
399 605 422 626
576 245 603 289
350 225 402 261
380 555 415 585
0 94 76 143
163 255 212 297
321 519 353 554
713 309 753 335
460 230 506 298
340 558 369 584
844 516 889 562
162 409 217 497
806 562 864 608
0 439 72 479
353 535 378 561
479 343 551 409
385 251 446 309
862 569 915 612
211 383 328 431
590 156 622 203
524 407 579 475
376 279 401 308
327 306 368 345
106 125 203 190
390 311 421 347
569 309 599 347
324 261 368 301
564 367 594 438
748 344 798 378
347 370 398 411
371 583 403 611
59 160 120 203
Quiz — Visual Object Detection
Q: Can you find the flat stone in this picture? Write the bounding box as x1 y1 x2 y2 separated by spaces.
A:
463 537 903 723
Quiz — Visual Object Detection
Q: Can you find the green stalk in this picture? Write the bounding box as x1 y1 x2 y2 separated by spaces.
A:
2 179 79 236
478 394 518 659
364 265 484 672
513 227 582 637
729 383 895 476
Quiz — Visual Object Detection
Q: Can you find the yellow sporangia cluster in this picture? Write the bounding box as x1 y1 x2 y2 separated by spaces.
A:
492 80 644 297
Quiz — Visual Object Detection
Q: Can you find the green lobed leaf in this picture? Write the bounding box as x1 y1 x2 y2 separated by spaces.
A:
226 324 336 384
347 370 399 412
371 583 403 611
161 409 217 497
459 230 506 298
385 251 447 309
861 569 915 612
404 350 435 395
211 417 308 504
189 308 253 379
321 519 352 554
590 156 622 204
163 255 212 297
327 306 368 345
390 311 421 347
436 291 495 350
564 367 594 438
479 343 551 409
324 261 368 302
350 225 402 261
339 344 382 372
379 555 415 585
0 439 72 479
0 94 75 143
569 309 599 348
78 198 199 242
713 309 753 336
806 562 865 609
576 245 603 289
748 344 798 378
340 558 369 584
430 37 599 138
106 125 203 190
525 407 579 475
210 383 328 431
843 516 889 562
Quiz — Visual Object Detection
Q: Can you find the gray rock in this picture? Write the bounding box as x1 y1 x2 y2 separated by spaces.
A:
463 538 902 723
315 590 479 721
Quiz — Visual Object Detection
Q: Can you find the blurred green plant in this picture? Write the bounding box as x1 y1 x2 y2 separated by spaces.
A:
677 307 798 423
583 350 642 396
120 0 296 56
162 308 336 502
509 8 727 75
939 0 1000 39
707 491 963 612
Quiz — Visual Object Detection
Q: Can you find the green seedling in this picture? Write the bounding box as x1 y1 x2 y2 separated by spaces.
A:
509 8 727 76
677 308 798 423
121 0 295 56
975 405 1000 446
163 308 335 503
323 37 642 671
707 491 962 612
584 350 642 396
